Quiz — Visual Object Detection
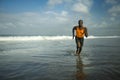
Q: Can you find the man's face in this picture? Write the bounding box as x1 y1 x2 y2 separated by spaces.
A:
79 21 83 26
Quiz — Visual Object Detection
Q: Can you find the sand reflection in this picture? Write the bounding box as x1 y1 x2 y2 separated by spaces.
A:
76 55 86 80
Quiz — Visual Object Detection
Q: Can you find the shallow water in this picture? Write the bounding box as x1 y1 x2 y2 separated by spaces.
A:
0 38 120 80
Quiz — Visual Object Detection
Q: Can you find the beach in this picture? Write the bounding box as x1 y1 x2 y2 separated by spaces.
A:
0 36 120 80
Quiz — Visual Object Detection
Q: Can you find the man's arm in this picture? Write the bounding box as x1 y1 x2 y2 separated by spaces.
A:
84 27 88 37
72 26 76 39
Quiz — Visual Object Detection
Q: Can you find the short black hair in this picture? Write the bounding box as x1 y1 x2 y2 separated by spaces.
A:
78 20 83 24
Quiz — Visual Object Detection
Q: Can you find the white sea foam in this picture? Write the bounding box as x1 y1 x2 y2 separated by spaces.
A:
0 36 119 41
0 36 71 41
87 35 120 39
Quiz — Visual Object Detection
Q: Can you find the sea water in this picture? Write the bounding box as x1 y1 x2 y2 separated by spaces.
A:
0 36 120 80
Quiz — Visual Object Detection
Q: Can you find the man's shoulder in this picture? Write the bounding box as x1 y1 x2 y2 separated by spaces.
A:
82 26 86 28
74 26 79 27
83 26 87 29
73 26 78 29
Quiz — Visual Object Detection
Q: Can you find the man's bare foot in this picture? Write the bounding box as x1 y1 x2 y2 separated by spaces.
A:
74 51 79 56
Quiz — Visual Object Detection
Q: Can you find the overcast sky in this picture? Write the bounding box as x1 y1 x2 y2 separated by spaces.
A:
0 0 120 36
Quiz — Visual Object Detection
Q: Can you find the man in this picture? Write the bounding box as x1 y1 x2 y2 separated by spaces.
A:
72 20 88 55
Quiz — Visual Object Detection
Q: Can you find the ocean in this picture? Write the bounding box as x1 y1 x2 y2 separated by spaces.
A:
0 36 120 80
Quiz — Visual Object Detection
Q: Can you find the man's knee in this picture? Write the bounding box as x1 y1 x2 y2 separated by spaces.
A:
78 42 81 48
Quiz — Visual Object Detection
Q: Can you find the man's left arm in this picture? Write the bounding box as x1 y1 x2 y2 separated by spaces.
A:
84 27 88 37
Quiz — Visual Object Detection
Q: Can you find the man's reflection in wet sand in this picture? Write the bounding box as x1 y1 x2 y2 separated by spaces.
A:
76 55 86 80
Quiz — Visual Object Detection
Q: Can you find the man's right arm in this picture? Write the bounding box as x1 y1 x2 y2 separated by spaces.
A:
72 26 76 39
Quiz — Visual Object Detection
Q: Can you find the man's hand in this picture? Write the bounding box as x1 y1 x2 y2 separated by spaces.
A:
72 37 74 39
72 35 75 39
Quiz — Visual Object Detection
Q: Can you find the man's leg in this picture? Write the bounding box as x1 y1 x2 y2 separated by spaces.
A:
75 37 79 55
78 47 82 55
78 38 84 55
77 41 82 55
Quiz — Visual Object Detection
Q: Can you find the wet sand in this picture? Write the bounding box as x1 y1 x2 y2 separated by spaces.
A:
0 38 120 80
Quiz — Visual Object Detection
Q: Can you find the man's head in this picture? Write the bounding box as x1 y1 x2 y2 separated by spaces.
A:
78 20 83 27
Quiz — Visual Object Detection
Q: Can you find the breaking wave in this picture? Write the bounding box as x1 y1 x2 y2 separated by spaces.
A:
0 36 119 41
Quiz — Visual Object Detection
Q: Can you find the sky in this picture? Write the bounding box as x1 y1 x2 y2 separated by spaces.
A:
0 0 120 36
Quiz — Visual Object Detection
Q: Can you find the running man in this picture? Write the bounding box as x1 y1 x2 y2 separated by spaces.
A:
72 20 88 55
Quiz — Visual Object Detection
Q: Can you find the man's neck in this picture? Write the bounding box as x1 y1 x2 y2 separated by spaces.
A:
79 25 83 28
